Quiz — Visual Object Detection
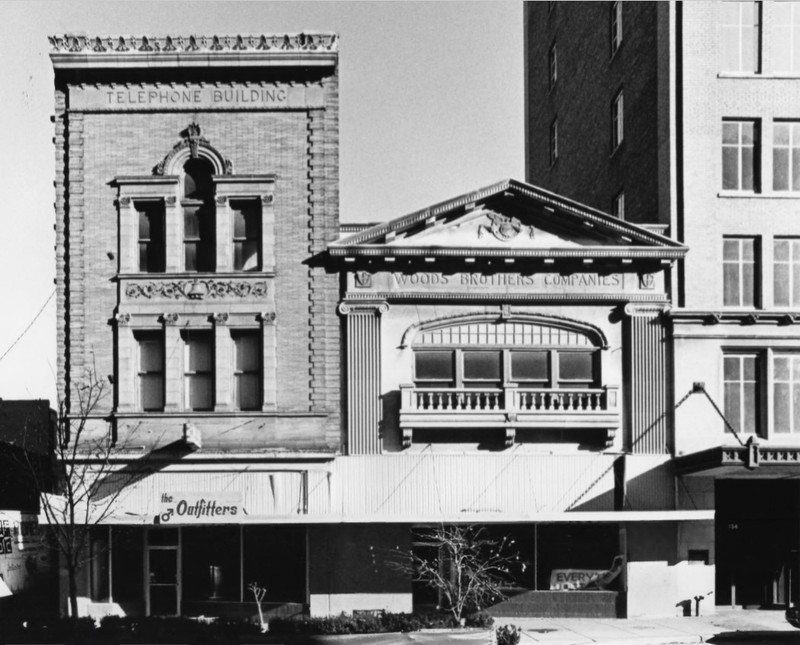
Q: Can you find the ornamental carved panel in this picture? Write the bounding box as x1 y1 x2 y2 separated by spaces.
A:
125 279 268 300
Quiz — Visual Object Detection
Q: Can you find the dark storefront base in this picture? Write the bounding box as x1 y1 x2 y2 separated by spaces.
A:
488 590 621 617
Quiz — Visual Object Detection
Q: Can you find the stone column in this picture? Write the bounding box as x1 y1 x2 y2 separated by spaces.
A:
338 301 389 455
213 313 232 411
259 312 277 411
117 198 137 274
623 302 671 454
114 313 134 412
165 195 181 272
261 192 275 271
162 313 182 411
215 195 232 272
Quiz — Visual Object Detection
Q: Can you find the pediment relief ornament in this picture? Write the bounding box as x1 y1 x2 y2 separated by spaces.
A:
126 279 268 300
477 210 534 242
153 122 233 175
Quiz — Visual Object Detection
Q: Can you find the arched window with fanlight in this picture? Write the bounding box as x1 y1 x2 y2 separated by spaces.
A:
181 157 216 272
412 319 601 391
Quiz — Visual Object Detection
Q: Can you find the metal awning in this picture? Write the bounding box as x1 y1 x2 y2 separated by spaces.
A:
674 444 800 478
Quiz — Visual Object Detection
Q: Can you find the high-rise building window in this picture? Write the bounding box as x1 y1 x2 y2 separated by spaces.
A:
721 1 760 73
774 2 800 73
773 354 800 433
611 91 624 151
610 1 622 56
723 237 758 307
549 118 558 166
232 199 261 271
613 191 625 219
233 331 261 411
774 238 800 307
773 122 800 192
137 201 165 273
136 332 164 412
548 42 557 90
183 331 214 411
722 120 758 191
724 354 759 435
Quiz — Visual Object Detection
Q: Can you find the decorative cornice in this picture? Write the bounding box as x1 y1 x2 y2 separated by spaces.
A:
126 279 268 300
345 291 668 304
670 310 800 325
330 246 684 260
49 33 338 54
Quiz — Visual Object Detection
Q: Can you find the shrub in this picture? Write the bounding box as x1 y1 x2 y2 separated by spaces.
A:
268 610 494 635
496 623 522 645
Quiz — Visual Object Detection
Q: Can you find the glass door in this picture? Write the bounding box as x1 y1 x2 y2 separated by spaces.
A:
146 528 180 616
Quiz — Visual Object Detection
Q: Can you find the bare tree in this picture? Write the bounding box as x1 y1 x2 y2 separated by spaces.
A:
392 525 521 624
26 367 127 618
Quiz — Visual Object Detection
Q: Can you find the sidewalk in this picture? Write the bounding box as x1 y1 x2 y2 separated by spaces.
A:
492 609 797 644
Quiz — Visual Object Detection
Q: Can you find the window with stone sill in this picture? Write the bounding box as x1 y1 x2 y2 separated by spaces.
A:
182 158 215 272
135 331 164 412
723 236 759 307
183 330 214 411
722 120 759 192
721 1 760 73
774 2 800 74
233 330 261 411
724 353 759 435
136 200 165 273
232 199 261 271
773 122 800 193
774 238 800 307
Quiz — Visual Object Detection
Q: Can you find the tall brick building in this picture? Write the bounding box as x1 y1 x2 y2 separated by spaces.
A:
527 1 800 612
50 33 342 617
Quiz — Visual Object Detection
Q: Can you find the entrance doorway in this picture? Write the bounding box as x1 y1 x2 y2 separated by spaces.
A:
146 528 180 616
716 479 800 607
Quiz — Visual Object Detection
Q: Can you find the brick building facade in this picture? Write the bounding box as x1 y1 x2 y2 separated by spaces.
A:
527 1 800 614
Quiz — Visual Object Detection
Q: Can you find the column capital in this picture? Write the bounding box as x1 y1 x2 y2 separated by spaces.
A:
210 312 229 325
160 312 180 326
338 300 390 316
113 312 131 326
258 311 277 324
623 302 671 318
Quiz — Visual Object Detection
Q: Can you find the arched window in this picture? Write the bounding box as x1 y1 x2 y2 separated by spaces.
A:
412 318 601 391
182 158 215 271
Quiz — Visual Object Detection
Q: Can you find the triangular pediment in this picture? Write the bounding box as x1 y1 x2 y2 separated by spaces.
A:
331 179 686 261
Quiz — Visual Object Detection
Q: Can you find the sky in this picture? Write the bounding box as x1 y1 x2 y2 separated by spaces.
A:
0 1 525 404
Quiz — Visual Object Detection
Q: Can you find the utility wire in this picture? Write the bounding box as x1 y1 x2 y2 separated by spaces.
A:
0 289 56 364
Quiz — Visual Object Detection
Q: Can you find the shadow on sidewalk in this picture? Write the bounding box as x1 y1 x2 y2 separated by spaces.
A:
707 630 800 643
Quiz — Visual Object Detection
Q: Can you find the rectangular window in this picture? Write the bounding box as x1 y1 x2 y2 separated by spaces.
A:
722 120 758 191
549 118 558 166
415 351 455 387
721 1 760 73
184 204 215 272
233 331 261 411
137 201 165 273
510 351 549 383
613 191 625 219
773 122 800 192
723 237 758 307
462 351 502 386
612 91 624 151
232 199 261 271
610 1 622 56
548 42 557 90
136 332 163 412
724 354 759 434
557 352 595 388
183 331 213 411
774 2 800 73
773 354 800 433
774 238 800 307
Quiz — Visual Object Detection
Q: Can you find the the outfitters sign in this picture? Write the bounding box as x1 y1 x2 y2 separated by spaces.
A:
158 492 243 524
